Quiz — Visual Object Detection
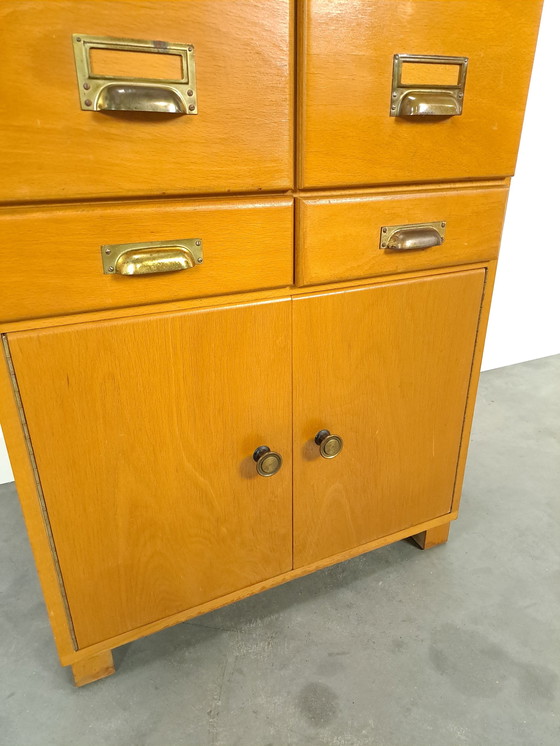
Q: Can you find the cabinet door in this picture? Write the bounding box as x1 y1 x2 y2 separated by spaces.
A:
293 270 485 567
8 299 292 647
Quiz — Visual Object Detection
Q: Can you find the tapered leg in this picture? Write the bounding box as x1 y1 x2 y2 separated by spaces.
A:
412 522 450 550
71 650 115 687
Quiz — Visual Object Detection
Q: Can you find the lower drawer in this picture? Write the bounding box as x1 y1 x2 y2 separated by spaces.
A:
296 185 508 286
0 196 293 322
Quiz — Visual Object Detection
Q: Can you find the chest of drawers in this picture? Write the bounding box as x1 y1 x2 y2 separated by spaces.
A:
0 0 543 686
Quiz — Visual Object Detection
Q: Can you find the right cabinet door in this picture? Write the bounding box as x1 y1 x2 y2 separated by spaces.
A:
293 269 486 567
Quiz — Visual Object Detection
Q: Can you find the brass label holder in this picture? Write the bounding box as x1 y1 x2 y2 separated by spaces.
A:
72 34 197 114
390 54 468 117
380 222 446 251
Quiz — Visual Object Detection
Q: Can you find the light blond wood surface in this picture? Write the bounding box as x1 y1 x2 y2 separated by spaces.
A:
0 0 293 202
71 650 115 687
412 522 450 550
296 184 508 286
7 298 293 647
299 0 543 188
293 269 485 566
0 197 293 323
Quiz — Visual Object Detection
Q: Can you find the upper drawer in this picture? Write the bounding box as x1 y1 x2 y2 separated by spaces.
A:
296 185 508 287
0 0 293 203
299 0 542 188
0 197 293 323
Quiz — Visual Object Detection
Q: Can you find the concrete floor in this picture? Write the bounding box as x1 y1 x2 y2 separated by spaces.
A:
1 355 559 746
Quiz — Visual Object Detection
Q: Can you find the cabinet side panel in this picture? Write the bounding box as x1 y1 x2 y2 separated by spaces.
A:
0 338 76 659
451 261 498 512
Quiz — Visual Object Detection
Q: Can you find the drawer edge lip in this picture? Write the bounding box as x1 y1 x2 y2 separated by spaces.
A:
0 286 295 335
58 510 458 665
298 174 513 193
295 179 510 204
0 192 295 216
295 257 499 291
293 264 489 301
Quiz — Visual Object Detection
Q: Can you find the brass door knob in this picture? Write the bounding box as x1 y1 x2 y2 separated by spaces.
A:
253 446 283 477
315 430 343 459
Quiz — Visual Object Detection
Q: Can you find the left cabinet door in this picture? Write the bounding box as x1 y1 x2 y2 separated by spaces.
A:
6 299 292 648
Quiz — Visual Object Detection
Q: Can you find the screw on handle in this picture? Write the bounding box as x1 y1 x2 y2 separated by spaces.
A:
253 445 283 477
315 430 344 459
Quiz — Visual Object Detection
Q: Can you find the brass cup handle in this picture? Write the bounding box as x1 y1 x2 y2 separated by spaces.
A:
315 430 343 459
96 84 189 114
398 91 461 117
253 446 283 477
380 222 446 252
101 239 203 275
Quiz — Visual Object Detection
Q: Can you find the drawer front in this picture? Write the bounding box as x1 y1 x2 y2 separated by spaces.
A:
0 198 293 322
0 0 293 202
297 186 508 286
300 0 542 188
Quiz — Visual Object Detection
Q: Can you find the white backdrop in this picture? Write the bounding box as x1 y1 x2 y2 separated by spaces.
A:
1 1 557 484
481 0 559 369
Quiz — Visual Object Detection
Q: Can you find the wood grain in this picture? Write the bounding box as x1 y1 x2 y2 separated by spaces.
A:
0 197 293 323
0 0 293 202
293 270 486 566
400 62 460 87
90 47 183 79
7 298 293 647
71 650 115 687
296 184 508 286
299 0 543 187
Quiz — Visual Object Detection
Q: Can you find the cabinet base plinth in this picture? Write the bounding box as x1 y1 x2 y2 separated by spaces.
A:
71 650 115 687
412 522 450 550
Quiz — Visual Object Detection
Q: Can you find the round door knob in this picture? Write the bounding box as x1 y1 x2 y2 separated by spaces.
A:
315 429 343 459
253 445 283 477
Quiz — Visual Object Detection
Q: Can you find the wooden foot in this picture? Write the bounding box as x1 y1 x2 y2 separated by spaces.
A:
71 650 115 687
412 522 450 550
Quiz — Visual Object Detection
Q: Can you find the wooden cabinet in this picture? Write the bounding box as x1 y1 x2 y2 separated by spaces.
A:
0 1 542 685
